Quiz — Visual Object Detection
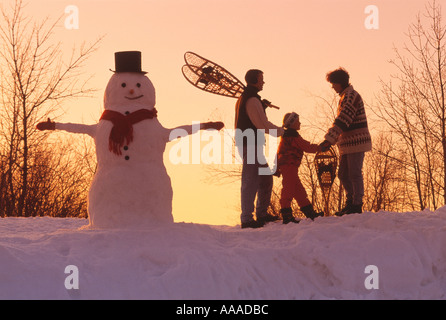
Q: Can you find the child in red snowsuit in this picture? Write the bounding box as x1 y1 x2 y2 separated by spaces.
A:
276 112 323 223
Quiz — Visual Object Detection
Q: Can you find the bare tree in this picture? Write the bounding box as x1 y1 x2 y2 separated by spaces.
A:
373 0 446 210
0 0 101 217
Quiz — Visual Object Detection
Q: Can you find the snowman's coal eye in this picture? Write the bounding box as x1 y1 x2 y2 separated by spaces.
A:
121 83 126 88
136 83 141 88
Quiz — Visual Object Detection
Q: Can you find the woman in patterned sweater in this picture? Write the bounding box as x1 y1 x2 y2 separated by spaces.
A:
320 68 372 215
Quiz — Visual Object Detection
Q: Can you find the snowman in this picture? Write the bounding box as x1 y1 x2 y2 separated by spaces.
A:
37 51 224 228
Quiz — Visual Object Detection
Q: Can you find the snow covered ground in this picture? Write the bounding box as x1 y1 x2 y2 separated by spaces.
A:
1 208 446 300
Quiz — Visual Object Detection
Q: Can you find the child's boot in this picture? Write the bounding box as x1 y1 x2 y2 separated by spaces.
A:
300 204 324 220
280 208 300 224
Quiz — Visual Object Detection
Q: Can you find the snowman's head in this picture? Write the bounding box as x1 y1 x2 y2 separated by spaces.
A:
104 72 156 112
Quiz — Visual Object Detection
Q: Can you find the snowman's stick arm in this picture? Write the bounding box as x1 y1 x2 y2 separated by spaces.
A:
55 123 97 138
168 125 193 140
168 122 222 141
168 124 204 139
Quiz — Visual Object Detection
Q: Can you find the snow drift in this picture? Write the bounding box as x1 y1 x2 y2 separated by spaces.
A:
1 208 446 300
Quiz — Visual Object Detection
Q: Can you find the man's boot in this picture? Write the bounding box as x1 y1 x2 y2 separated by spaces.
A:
345 202 363 214
280 208 299 224
300 204 324 220
241 220 265 229
257 213 280 225
335 199 353 216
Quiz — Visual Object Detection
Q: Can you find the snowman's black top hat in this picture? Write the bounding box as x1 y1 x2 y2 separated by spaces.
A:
111 51 147 74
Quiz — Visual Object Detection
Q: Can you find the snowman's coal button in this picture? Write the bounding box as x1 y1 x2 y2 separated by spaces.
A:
123 146 128 151
125 156 130 160
125 111 130 115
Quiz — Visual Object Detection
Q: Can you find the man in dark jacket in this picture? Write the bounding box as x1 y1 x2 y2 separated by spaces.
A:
235 69 284 228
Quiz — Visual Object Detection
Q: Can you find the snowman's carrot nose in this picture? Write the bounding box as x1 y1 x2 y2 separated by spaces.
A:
129 89 134 94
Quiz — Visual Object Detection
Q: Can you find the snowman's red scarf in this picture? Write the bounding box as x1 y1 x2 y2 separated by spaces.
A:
100 108 158 155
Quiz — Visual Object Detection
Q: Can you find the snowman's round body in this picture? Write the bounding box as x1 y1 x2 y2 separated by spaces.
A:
88 72 173 228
